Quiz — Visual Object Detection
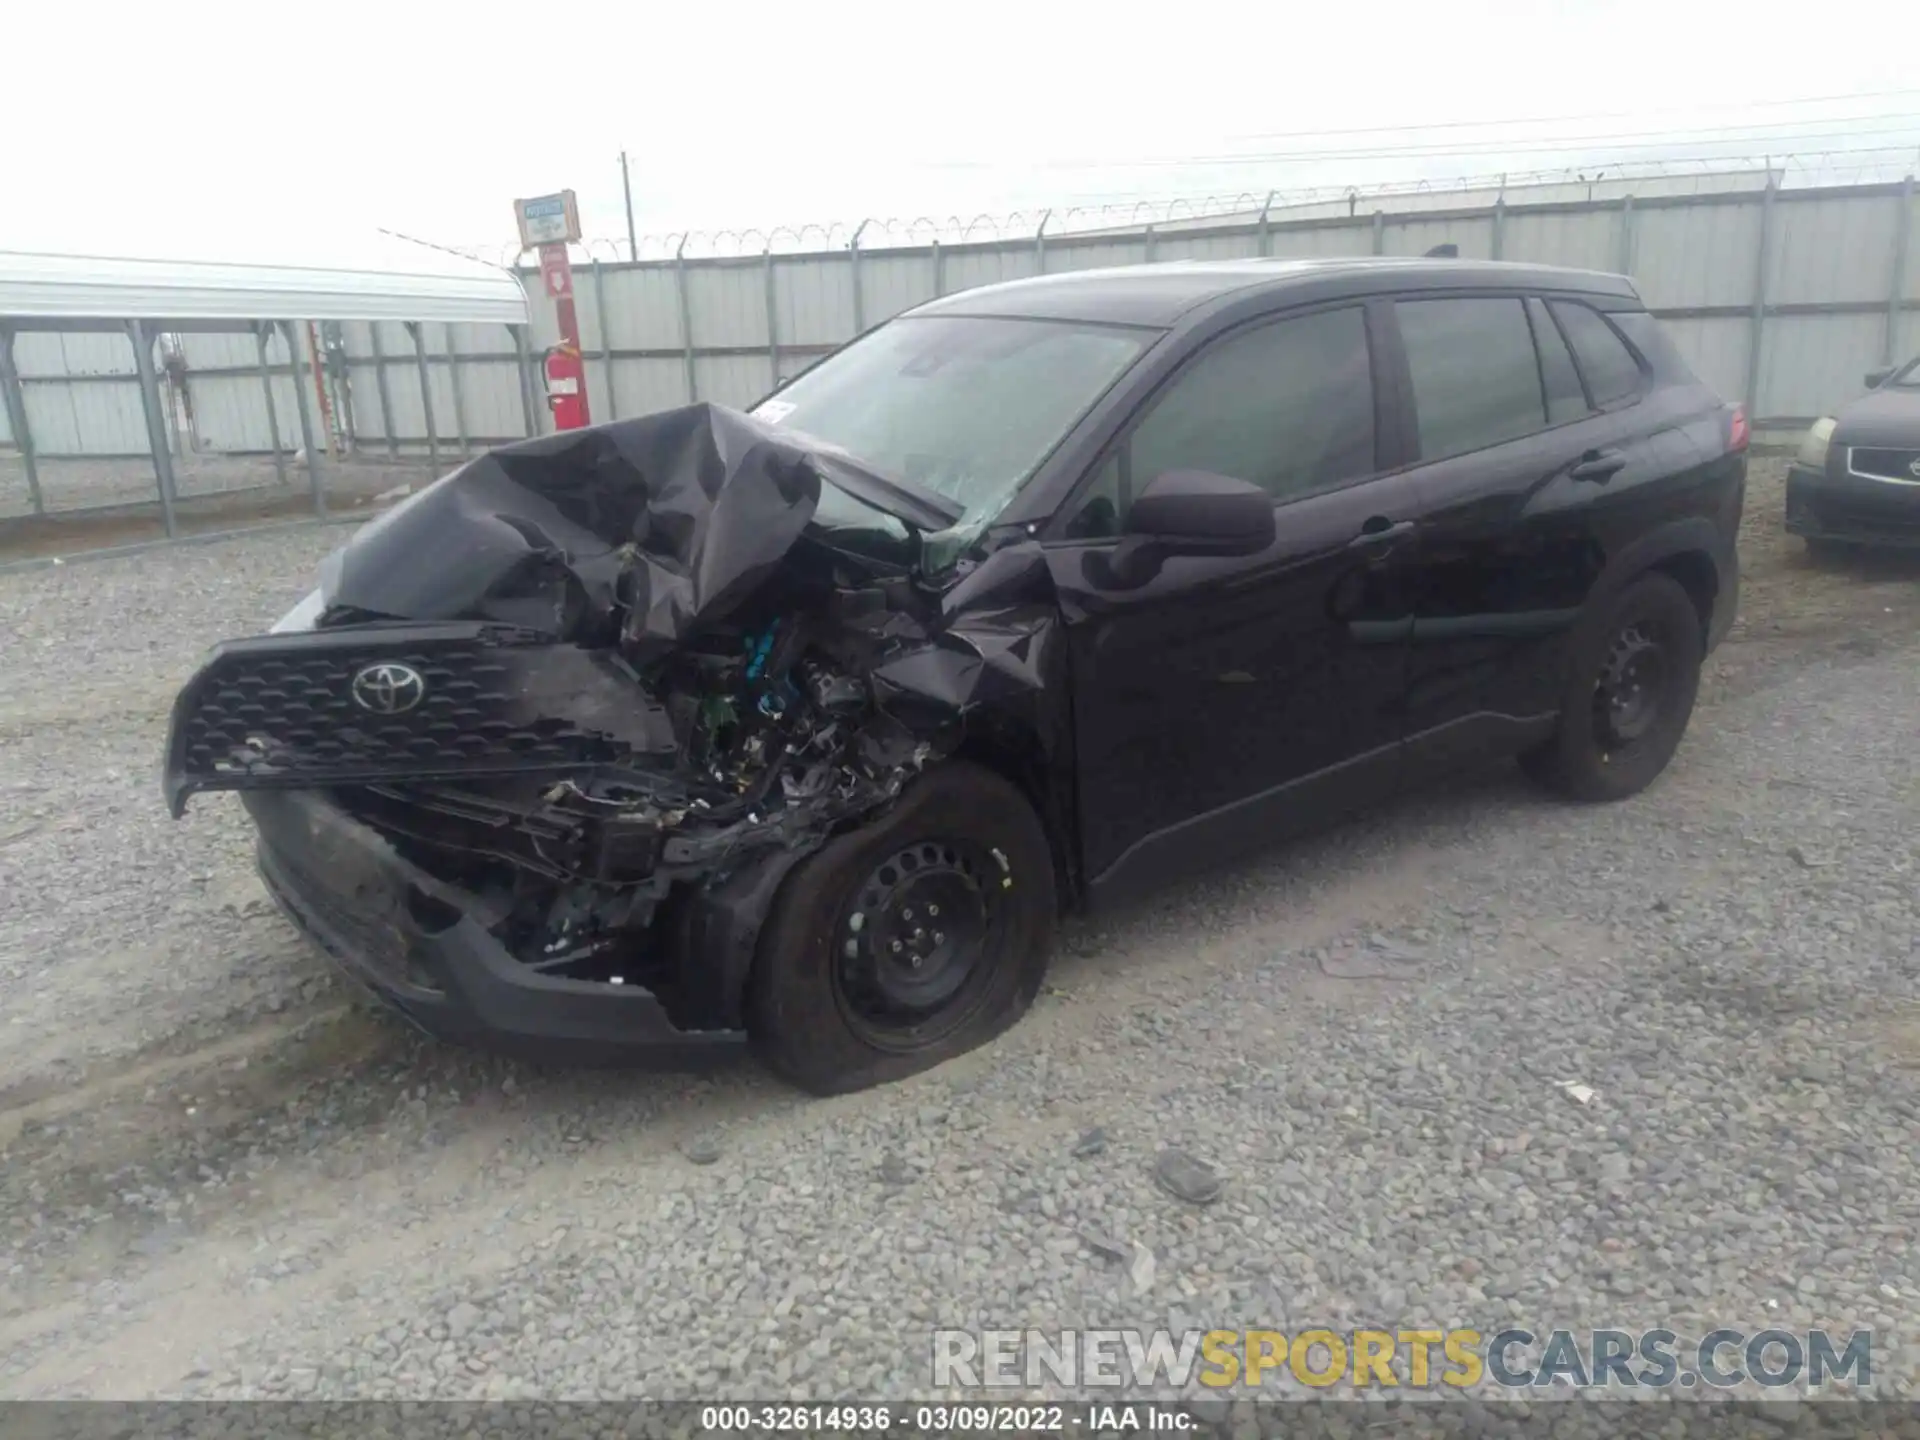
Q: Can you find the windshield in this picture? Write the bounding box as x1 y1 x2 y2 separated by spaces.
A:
752 315 1152 526
1891 357 1920 389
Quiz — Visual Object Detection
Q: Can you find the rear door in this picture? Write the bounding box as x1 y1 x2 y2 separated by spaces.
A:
1388 291 1681 767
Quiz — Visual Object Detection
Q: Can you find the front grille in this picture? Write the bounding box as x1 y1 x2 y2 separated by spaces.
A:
1848 447 1920 484
167 622 673 806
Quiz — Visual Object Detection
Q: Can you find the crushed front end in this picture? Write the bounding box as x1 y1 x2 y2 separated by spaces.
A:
161 404 1060 1063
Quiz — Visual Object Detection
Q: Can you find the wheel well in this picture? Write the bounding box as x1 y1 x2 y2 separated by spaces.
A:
1649 550 1717 644
949 734 1079 914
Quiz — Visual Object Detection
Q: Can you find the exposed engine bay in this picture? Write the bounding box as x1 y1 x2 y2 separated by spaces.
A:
327 592 952 999
163 403 1065 1033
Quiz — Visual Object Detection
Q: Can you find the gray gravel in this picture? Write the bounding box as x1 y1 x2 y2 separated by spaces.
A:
2 459 1919 1413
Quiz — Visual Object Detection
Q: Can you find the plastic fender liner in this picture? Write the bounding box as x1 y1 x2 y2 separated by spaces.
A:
673 846 812 1030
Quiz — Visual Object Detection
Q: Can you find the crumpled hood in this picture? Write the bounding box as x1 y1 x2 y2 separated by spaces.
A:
163 403 1070 823
320 402 957 661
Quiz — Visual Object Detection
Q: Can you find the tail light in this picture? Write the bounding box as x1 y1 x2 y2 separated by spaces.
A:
1727 404 1750 453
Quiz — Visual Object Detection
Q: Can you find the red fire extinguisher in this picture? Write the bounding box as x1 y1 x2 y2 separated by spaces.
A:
543 343 590 431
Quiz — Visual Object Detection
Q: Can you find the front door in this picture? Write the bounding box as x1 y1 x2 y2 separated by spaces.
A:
1043 302 1424 902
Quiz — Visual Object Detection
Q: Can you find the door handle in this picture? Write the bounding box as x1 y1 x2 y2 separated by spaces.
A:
1347 518 1415 555
1571 448 1628 482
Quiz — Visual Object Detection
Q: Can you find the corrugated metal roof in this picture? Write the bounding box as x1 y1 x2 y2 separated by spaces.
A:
0 249 529 326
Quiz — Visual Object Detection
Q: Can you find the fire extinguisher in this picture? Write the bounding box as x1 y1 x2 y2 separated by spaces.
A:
543 343 590 430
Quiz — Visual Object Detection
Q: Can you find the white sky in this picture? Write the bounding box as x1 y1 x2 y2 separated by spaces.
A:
5 0 1918 269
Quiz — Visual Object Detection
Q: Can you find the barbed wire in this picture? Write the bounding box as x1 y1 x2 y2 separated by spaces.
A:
443 148 1919 266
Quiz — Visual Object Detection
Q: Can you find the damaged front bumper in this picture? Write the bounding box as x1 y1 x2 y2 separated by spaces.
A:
161 403 1068 1065
247 788 748 1064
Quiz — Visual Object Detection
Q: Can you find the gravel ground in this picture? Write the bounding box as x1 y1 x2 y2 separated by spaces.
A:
1 458 1918 1415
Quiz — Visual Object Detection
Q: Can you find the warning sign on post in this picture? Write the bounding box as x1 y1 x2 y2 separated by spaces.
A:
539 244 573 299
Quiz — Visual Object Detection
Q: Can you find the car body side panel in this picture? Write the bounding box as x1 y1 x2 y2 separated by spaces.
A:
1048 469 1423 902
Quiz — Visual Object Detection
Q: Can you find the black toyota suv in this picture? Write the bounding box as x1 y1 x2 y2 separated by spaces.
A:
163 258 1746 1094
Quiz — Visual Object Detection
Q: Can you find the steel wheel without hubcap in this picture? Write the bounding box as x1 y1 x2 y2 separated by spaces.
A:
833 839 1005 1050
1593 621 1668 753
1520 572 1702 804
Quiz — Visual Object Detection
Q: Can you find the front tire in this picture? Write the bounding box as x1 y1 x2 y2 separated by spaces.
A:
1521 572 1704 803
746 761 1056 1095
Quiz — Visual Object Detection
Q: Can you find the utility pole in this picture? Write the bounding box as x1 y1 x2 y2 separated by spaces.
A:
620 151 638 263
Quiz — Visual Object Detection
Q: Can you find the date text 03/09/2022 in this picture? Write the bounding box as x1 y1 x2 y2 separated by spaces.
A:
699 1404 1192 1433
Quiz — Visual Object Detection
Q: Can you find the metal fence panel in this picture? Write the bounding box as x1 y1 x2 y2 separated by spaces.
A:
185 373 305 452
1048 239 1149 270
15 332 137 377
22 376 150 454
857 253 938 324
1150 230 1256 263
14 330 148 454
1630 199 1764 310
597 266 684 349
774 258 856 348
1766 193 1900 306
1266 222 1372 260
692 353 774 410
1502 208 1618 272
177 328 295 453
1659 316 1750 410
343 363 388 443
1382 214 1497 259
609 356 690 416
685 263 767 349
940 245 1041 293
1757 311 1886 419
460 355 531 443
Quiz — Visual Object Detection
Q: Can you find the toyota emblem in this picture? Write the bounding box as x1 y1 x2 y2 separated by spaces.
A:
350 662 427 715
1909 457 1920 479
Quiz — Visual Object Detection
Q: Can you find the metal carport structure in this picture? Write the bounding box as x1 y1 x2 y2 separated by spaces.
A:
0 249 531 540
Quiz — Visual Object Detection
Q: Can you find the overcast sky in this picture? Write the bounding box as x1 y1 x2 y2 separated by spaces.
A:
6 0 1917 270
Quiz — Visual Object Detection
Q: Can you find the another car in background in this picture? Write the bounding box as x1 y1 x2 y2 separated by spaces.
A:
1786 356 1920 553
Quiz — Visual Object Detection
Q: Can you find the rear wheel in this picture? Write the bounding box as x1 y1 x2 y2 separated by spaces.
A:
747 762 1055 1095
1521 572 1703 802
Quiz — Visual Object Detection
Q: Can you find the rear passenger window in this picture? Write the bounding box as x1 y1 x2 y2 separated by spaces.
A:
1550 301 1644 407
1527 297 1590 424
1396 298 1546 461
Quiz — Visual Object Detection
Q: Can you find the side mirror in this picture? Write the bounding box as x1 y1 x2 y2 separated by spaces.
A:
1865 366 1893 389
1103 470 1276 586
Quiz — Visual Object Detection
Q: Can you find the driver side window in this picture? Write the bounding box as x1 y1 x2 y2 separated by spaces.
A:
1065 306 1376 538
